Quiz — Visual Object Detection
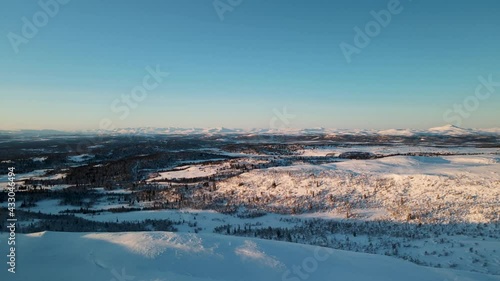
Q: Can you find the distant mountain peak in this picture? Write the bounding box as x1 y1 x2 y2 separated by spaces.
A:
430 124 461 129
427 124 471 135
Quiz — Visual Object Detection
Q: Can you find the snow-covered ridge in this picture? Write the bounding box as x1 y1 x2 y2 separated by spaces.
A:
1 231 499 281
2 125 500 136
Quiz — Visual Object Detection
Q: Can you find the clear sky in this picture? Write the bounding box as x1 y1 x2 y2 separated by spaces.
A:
1 0 499 130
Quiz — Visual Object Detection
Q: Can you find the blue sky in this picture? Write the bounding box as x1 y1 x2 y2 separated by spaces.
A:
1 0 499 130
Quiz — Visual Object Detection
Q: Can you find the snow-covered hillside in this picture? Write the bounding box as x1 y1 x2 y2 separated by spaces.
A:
215 154 500 223
1 231 499 281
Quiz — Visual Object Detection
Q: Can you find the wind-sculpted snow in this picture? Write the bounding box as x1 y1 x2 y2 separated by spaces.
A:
85 232 212 258
1 231 499 281
235 240 284 269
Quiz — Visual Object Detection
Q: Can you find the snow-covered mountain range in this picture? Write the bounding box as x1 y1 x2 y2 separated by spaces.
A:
2 125 499 137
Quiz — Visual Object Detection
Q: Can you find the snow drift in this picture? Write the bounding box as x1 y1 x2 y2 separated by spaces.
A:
1 231 499 281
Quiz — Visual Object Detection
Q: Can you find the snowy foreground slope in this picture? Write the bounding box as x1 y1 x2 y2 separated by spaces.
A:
1 231 500 281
